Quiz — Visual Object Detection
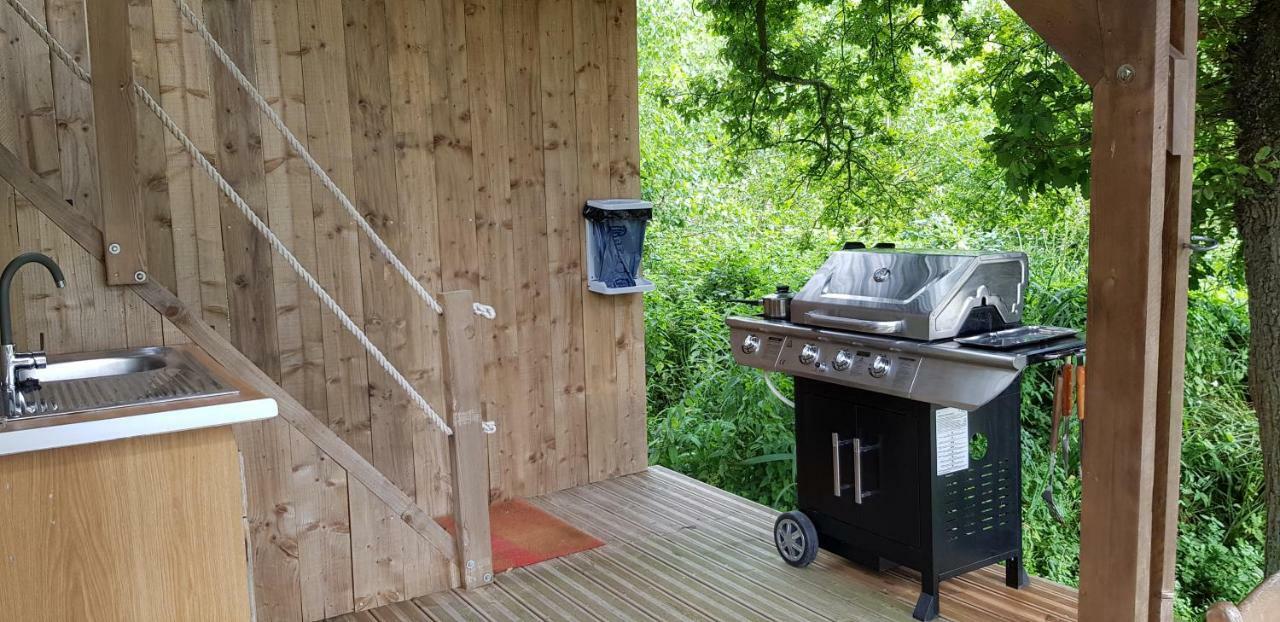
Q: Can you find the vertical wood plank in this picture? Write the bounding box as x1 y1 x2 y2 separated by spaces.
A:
574 0 622 482
130 0 177 293
606 0 646 476
151 0 197 346
427 0 478 295
441 290 494 591
385 0 454 598
203 0 280 378
295 0 367 613
504 0 557 498
0 181 20 343
44 0 98 225
200 1 298 619
344 0 420 607
10 0 92 355
0 3 38 350
176 0 232 340
256 0 353 617
537 0 589 491
1077 1 1171 619
463 0 517 500
85 0 147 284
1149 1 1198 620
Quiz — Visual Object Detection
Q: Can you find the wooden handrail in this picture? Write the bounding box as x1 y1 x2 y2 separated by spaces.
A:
1206 573 1280 622
0 143 467 563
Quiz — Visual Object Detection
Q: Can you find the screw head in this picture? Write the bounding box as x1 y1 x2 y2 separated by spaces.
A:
466 559 476 570
1117 64 1136 83
133 271 147 283
483 572 493 583
108 243 121 255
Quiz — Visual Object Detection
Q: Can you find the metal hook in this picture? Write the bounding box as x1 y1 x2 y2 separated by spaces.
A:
1186 235 1220 253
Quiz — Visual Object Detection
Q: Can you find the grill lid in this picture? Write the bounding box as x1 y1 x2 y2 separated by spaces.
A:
790 248 1028 341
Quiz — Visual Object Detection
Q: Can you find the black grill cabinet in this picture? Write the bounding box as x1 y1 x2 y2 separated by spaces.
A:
793 376 1028 620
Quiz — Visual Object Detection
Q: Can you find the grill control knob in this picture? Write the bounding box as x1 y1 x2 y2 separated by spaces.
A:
832 350 853 371
799 344 820 365
869 355 892 378
741 334 761 355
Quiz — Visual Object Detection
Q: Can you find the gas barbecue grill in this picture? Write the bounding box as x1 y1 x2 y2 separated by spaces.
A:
727 245 1084 621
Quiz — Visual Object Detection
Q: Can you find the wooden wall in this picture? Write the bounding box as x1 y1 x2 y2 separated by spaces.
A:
0 0 645 618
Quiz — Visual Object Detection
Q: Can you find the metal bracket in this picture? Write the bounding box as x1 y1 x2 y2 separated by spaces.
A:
1186 235 1220 253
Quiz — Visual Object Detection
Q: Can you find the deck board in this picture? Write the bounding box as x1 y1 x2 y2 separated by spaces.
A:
336 467 1078 622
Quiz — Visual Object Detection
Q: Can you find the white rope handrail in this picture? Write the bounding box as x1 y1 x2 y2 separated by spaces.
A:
133 83 454 436
171 0 498 321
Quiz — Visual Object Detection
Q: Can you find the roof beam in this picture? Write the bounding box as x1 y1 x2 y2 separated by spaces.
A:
1003 0 1106 84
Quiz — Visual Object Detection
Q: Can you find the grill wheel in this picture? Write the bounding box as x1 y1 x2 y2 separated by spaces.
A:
774 510 819 567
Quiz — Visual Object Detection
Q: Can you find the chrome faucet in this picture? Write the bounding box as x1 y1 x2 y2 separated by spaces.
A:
1 252 66 418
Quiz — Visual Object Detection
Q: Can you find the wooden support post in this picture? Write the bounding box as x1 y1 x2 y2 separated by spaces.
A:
1149 1 1198 620
84 0 148 285
1005 1 1198 619
1073 1 1193 620
440 290 494 590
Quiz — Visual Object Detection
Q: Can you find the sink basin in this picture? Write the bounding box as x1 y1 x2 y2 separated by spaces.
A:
6 346 237 420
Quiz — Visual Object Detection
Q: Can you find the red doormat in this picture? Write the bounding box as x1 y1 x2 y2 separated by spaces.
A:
436 499 605 573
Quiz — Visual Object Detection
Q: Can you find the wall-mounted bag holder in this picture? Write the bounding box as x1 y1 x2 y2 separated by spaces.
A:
583 199 654 295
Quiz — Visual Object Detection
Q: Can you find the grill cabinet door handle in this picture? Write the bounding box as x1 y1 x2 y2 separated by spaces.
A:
805 312 904 335
831 434 865 504
832 433 842 497
851 437 863 504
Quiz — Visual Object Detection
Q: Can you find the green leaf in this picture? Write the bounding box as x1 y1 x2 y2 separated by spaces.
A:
741 452 794 465
1254 145 1272 163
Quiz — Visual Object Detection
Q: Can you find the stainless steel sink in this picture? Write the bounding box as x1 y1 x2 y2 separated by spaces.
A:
5 346 237 420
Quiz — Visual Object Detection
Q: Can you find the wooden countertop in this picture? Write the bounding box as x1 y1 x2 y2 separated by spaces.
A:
0 344 276 456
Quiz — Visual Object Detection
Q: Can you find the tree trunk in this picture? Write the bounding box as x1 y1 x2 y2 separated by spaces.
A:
1232 0 1280 576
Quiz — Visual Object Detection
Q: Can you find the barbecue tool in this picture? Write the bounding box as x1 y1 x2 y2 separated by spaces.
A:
1076 360 1086 478
1060 362 1074 469
1043 366 1067 524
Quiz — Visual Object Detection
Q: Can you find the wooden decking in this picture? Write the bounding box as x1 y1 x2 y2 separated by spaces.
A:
330 467 1077 622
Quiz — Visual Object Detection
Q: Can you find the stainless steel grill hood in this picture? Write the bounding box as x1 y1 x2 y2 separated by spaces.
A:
790 249 1028 342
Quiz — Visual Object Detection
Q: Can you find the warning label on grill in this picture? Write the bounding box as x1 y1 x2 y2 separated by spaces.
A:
936 407 970 476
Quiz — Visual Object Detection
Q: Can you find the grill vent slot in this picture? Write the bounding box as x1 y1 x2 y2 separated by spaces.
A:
940 457 1016 542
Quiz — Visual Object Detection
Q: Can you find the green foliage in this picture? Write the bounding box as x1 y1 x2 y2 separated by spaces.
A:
683 0 964 221
953 0 1256 280
638 1 1263 619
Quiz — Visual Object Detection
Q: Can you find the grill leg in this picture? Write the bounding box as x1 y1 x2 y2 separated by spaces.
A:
1006 556 1030 589
913 575 940 621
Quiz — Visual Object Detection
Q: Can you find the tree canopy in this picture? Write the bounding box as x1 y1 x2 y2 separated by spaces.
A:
682 0 1276 279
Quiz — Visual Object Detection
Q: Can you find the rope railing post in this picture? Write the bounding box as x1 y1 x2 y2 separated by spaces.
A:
439 290 494 589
